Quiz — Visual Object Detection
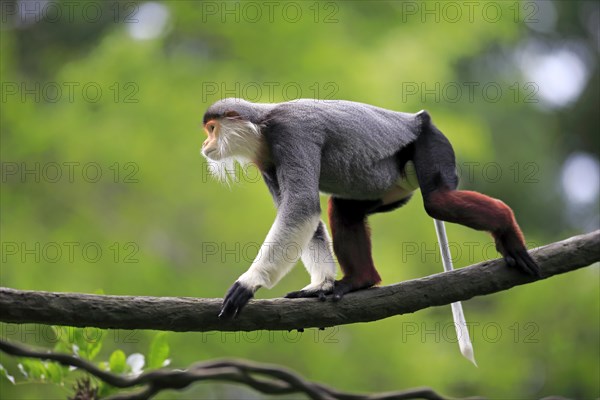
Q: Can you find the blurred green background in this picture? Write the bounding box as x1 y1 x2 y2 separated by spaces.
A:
1 0 599 398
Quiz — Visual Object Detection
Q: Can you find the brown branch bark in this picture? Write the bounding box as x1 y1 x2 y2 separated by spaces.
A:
0 231 598 332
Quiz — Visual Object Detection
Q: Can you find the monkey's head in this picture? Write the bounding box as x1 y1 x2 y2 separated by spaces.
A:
201 98 265 182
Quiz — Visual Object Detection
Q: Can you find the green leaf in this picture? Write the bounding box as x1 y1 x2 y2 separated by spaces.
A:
44 362 63 384
84 328 104 361
108 350 127 374
51 326 104 360
97 380 118 397
0 363 16 384
74 327 104 360
18 359 47 381
53 340 71 355
53 326 74 351
147 332 169 369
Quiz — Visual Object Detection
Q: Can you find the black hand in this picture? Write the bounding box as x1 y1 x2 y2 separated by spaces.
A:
219 281 254 319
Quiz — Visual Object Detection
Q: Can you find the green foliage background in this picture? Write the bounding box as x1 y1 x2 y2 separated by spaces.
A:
1 1 598 399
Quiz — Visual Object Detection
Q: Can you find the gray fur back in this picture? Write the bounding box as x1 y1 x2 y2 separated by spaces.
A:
265 100 424 199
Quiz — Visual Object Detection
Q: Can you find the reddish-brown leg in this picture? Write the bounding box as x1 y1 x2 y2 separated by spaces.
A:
328 197 382 300
424 189 540 276
412 118 540 276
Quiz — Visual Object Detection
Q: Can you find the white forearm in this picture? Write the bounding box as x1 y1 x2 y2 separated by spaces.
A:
238 214 320 290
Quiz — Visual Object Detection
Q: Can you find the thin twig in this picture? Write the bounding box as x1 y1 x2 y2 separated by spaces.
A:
0 339 447 400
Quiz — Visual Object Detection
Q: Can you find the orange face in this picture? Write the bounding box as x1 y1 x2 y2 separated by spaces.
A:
202 119 220 158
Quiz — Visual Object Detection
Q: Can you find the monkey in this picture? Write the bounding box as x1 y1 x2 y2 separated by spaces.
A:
201 98 540 319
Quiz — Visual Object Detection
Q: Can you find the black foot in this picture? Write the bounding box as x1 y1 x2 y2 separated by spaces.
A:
285 289 329 301
332 280 376 302
496 233 541 277
219 281 254 319
504 249 540 277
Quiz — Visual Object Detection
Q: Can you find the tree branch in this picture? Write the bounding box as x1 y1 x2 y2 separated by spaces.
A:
0 339 450 400
1 231 598 332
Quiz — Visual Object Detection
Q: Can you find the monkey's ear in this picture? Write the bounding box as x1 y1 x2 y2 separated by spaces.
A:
224 111 240 118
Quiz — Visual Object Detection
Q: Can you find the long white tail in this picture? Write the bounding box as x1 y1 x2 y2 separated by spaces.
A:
433 219 477 366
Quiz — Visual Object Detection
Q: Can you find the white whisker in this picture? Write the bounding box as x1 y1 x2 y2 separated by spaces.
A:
203 118 262 186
